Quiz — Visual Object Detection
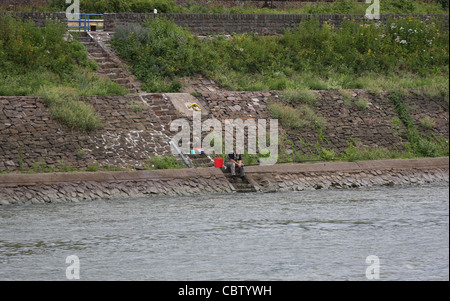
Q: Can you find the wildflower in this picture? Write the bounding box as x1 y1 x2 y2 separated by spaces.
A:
400 40 407 44
360 33 364 36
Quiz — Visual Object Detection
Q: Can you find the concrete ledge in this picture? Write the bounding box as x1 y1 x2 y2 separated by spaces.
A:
0 166 226 187
246 157 449 174
0 158 448 205
0 158 447 187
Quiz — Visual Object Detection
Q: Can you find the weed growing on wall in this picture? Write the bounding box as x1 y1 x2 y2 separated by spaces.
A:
389 91 449 157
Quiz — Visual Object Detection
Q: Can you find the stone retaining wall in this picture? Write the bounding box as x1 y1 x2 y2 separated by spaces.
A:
0 11 66 26
195 90 449 156
0 94 175 172
1 90 448 173
245 157 449 192
0 157 448 205
1 11 447 34
104 13 449 34
1 11 448 34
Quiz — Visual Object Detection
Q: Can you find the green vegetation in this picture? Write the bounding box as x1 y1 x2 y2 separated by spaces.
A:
268 102 326 130
146 155 184 169
420 116 436 130
4 0 448 14
111 16 448 95
354 97 370 110
278 135 424 165
0 15 128 131
280 89 318 105
185 0 449 15
4 0 184 13
38 86 102 131
389 91 448 157
129 100 148 112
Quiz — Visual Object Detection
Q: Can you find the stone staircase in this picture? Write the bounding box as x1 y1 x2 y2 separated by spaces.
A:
221 167 256 193
76 32 139 94
186 154 214 168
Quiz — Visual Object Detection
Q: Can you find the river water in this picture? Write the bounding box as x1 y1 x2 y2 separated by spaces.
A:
0 183 448 281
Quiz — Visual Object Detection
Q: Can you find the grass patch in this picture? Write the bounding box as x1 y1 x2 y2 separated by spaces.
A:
268 103 326 130
37 86 102 131
355 97 370 110
129 100 147 112
280 89 318 105
146 156 184 170
420 116 436 130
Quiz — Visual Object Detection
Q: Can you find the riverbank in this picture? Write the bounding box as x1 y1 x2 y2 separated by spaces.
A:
0 157 447 205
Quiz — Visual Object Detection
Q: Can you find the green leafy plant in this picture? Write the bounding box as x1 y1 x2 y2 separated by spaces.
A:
146 156 184 169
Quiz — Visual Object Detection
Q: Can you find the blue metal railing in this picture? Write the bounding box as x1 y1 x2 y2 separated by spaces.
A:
67 14 104 31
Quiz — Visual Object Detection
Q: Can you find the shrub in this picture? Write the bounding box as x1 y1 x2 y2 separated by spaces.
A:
420 116 436 130
355 97 369 110
146 156 184 169
111 18 196 92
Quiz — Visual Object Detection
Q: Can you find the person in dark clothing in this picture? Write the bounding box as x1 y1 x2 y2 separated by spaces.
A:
225 149 245 180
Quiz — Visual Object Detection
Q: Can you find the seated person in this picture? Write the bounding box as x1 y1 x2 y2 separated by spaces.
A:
225 149 245 180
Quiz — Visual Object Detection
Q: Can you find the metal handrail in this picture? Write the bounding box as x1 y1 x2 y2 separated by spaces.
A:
67 13 104 31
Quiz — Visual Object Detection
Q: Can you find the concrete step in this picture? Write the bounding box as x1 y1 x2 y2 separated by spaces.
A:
90 52 107 58
80 41 97 47
89 57 110 64
86 47 100 53
112 78 130 85
76 34 142 94
97 62 117 69
222 172 256 193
